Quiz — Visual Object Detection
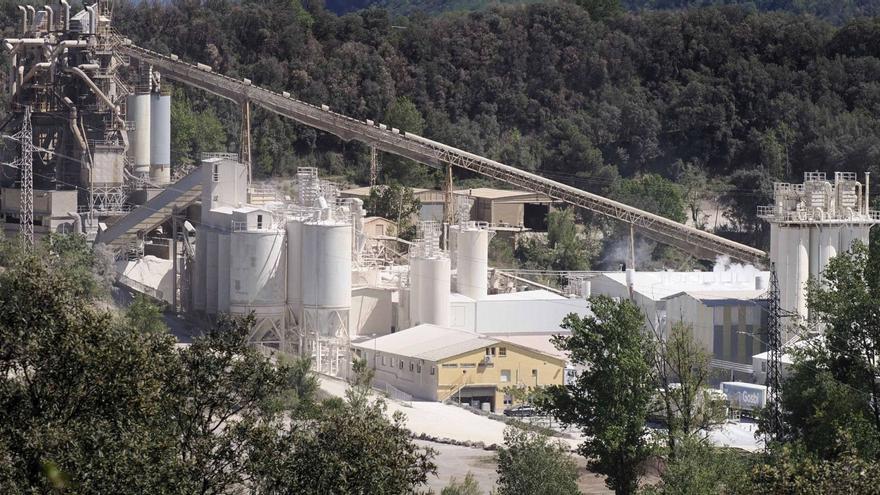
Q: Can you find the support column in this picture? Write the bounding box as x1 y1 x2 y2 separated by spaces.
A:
444 163 454 226
172 212 178 313
240 100 251 184
369 145 378 187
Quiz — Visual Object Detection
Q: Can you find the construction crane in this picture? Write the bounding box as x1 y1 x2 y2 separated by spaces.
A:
119 43 767 265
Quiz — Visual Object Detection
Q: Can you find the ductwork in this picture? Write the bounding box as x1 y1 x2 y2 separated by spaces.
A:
17 6 27 34
44 6 53 32
60 1 70 31
65 67 126 127
26 6 36 31
21 62 51 85
67 212 82 234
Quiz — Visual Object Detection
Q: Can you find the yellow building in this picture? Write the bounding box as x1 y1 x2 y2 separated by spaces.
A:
352 324 566 412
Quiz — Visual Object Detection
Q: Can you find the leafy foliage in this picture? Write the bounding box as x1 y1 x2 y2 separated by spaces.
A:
364 184 422 239
495 427 580 495
541 296 654 495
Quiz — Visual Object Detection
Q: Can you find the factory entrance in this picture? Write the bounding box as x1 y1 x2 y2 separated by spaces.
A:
452 385 497 413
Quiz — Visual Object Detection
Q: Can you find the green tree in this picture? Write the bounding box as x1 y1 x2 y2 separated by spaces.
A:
652 322 727 457
124 294 169 335
776 241 880 460
547 208 593 271
541 296 654 495
571 0 622 20
745 444 880 495
380 97 434 186
441 472 483 495
364 184 422 240
643 436 751 495
495 427 580 495
611 174 686 224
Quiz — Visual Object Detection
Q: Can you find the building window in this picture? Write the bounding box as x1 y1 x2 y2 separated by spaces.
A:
485 347 496 356
461 363 476 369
504 393 513 405
499 347 507 357
500 370 511 382
399 361 404 370
375 224 384 236
531 369 538 377
409 362 414 372
390 357 395 367
212 163 220 182
442 363 458 368
257 214 263 229
430 366 435 375
382 356 386 366
417 364 422 374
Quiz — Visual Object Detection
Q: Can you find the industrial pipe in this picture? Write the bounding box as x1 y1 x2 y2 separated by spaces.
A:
77 63 100 71
3 38 50 47
65 67 126 128
44 6 53 33
866 172 871 214
17 6 27 34
60 0 70 31
67 211 81 234
26 6 36 32
21 62 51 85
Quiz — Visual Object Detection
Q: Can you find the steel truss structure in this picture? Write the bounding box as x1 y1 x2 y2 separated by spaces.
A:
120 43 768 265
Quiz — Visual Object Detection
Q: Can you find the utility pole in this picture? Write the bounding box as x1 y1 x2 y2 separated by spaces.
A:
15 106 34 248
766 263 783 443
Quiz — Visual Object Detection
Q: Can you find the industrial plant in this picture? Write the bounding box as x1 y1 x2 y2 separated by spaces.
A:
3 0 879 415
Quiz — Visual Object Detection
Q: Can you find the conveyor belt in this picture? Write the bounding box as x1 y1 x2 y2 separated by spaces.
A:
120 43 767 265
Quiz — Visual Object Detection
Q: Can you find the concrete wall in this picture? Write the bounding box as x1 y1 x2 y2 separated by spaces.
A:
351 286 394 337
363 350 440 402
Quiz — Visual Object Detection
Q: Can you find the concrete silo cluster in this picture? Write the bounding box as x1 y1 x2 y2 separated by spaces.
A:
126 73 172 186
758 172 880 323
191 161 355 376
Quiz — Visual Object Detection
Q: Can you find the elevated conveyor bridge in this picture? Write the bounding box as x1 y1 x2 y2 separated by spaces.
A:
119 43 767 265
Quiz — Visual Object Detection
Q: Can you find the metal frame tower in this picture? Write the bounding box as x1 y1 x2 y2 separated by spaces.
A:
13 106 34 247
765 263 783 442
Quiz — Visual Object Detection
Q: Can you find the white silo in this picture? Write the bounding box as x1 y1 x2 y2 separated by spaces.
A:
456 222 490 300
408 255 422 326
217 232 231 313
759 172 880 322
301 216 352 376
149 93 171 185
285 216 304 327
229 221 287 347
132 93 151 177
417 255 451 326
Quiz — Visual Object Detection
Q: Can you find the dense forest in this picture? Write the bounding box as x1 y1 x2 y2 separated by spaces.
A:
4 0 880 252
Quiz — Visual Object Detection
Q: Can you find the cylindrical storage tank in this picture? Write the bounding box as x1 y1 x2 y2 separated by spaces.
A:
302 221 352 310
769 223 780 267
286 218 303 320
409 256 422 326
795 228 810 319
818 226 839 277
417 256 451 326
149 93 171 185
777 227 793 315
133 93 151 176
808 228 820 282
229 229 287 313
456 226 488 300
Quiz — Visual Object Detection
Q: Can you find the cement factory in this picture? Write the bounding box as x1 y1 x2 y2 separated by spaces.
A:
2 1 879 413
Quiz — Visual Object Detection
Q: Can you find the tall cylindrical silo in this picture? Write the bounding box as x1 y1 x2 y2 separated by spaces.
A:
408 256 422 326
217 232 231 313
133 93 151 177
417 256 451 327
818 226 838 277
229 230 287 314
286 218 304 323
149 93 171 185
302 221 352 312
808 228 820 281
777 226 793 316
456 225 489 300
795 227 810 319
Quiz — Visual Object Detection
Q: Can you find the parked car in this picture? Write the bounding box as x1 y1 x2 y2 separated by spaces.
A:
503 404 537 417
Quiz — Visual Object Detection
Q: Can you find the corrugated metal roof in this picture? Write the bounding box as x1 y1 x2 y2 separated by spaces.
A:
353 324 497 362
663 290 767 302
